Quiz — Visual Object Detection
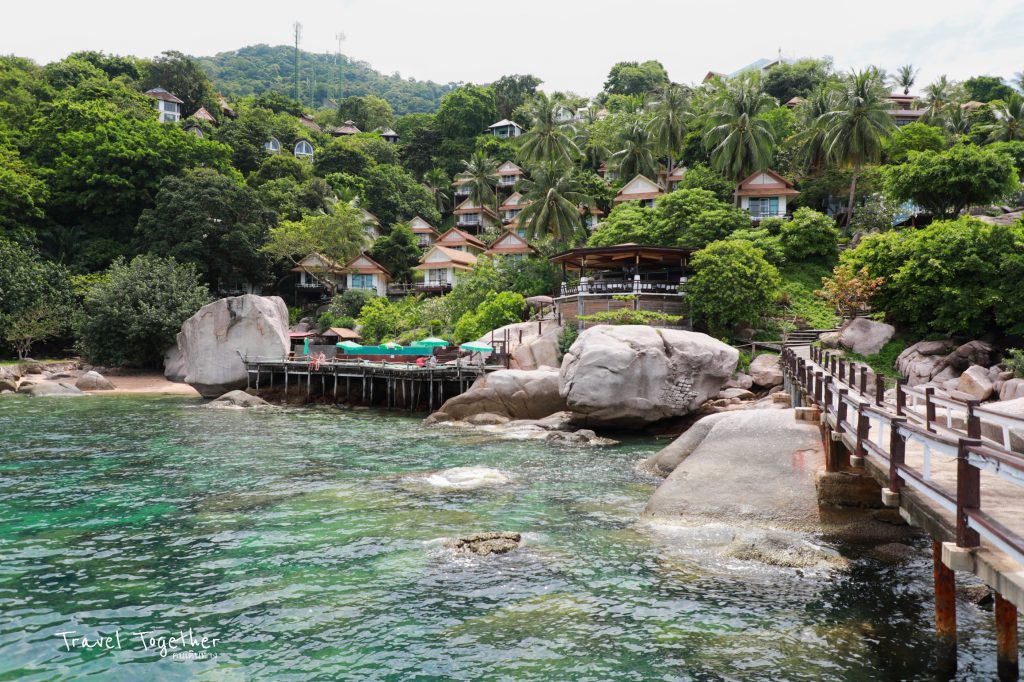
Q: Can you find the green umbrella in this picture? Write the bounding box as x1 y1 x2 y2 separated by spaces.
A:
459 341 493 353
303 337 310 355
336 341 362 350
379 341 403 350
416 337 450 347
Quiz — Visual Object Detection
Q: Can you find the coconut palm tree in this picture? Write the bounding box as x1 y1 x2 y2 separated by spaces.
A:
460 151 499 215
890 64 918 95
423 168 451 214
792 86 838 173
517 92 580 166
819 69 895 227
574 124 610 172
613 121 658 180
981 93 1024 142
920 75 962 124
943 105 974 141
701 73 777 180
647 83 692 178
515 163 593 243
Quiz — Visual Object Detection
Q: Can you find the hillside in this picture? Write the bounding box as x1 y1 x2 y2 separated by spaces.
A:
197 44 455 115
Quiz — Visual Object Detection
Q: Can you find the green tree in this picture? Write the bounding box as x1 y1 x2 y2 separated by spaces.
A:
336 94 394 131
963 75 1014 103
263 203 368 269
689 239 780 336
43 57 105 91
889 64 918 95
702 73 777 180
587 202 655 247
422 168 451 214
459 150 499 214
883 122 947 163
362 164 441 226
651 188 749 249
518 92 579 165
493 74 542 120
355 296 404 343
980 93 1024 142
920 75 963 124
75 255 211 367
342 133 400 165
819 69 895 226
763 58 835 103
779 207 839 262
515 163 592 242
676 163 735 202
989 140 1024 176
136 169 274 290
399 123 443 177
315 137 375 177
603 60 669 96
0 145 47 242
791 86 837 173
212 106 301 174
0 238 74 358
435 85 497 141
453 291 526 343
368 223 420 283
141 50 218 118
248 152 311 186
613 120 658 180
884 144 1018 217
68 50 144 81
4 305 65 360
648 83 691 176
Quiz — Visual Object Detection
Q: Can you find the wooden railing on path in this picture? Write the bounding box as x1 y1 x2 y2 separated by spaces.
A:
783 346 1024 568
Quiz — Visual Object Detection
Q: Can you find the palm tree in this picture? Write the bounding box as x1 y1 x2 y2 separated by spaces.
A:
792 86 838 173
515 163 593 243
574 124 610 172
647 83 692 178
981 93 1024 142
423 168 451 214
819 69 895 227
943 105 973 141
920 75 961 124
460 151 499 215
701 73 777 180
518 92 580 166
613 121 658 180
890 64 918 95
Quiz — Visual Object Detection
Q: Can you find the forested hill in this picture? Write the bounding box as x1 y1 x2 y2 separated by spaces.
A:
196 44 455 115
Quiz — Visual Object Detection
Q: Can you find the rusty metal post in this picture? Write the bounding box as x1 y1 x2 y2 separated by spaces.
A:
838 358 846 383
896 379 906 416
995 592 1019 681
956 437 981 549
837 389 848 431
890 417 906 492
933 539 958 675
860 366 868 395
875 374 885 406
814 371 823 405
925 387 936 431
856 407 870 459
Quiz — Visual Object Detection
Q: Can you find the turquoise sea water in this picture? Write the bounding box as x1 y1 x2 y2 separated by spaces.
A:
0 394 1002 681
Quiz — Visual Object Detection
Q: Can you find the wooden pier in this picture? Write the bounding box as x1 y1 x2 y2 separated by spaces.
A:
243 356 498 412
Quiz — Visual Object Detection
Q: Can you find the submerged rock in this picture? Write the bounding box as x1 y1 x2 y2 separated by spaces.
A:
18 382 84 397
559 325 737 427
205 390 271 408
416 466 511 490
724 532 847 569
867 542 918 564
465 412 509 426
435 368 566 420
444 531 522 556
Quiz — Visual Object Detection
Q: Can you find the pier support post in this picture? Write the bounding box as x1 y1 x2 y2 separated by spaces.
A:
933 539 958 676
825 429 847 472
996 592 1019 681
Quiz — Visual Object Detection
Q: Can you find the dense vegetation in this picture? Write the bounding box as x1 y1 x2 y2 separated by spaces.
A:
0 46 1022 364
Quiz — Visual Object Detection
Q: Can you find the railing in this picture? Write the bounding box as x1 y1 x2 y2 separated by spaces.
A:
783 346 1024 566
557 280 684 297
748 210 791 220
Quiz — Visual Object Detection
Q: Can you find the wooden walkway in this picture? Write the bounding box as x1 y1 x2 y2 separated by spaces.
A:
784 345 1023 678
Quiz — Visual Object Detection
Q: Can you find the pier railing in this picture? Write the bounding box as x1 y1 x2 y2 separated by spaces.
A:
783 346 1024 567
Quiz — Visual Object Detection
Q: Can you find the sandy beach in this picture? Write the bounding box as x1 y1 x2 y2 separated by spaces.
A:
95 372 201 396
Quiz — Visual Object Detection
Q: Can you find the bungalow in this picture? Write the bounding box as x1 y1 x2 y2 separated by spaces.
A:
377 127 400 143
414 245 478 291
665 166 686 192
496 160 526 189
191 107 217 124
343 252 392 297
613 175 664 208
359 207 382 241
500 191 530 224
145 87 183 123
332 120 362 136
887 93 924 126
580 204 604 230
409 216 440 247
183 123 204 138
299 113 323 134
485 230 538 262
434 227 486 254
488 119 525 138
321 326 361 343
555 105 575 123
451 174 471 204
291 253 346 297
784 96 805 109
453 197 500 232
217 95 236 119
734 169 800 220
597 161 619 182
294 139 315 161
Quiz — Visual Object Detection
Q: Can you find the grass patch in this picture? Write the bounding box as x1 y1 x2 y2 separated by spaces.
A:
775 262 840 330
842 339 907 379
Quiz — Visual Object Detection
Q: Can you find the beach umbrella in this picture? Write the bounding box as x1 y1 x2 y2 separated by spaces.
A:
416 337 450 347
303 337 310 355
379 341 403 350
336 341 362 350
459 341 493 353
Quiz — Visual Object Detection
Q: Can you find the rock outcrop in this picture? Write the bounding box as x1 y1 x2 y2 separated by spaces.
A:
173 295 290 398
432 368 566 421
559 325 737 427
205 390 271 408
1000 379 1024 401
75 370 114 391
643 412 734 475
478 320 562 371
444 532 522 556
896 340 958 386
957 365 994 401
17 382 84 397
839 318 895 356
748 353 783 388
163 345 187 382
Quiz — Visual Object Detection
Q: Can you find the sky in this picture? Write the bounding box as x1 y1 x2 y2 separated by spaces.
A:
2 0 1021 96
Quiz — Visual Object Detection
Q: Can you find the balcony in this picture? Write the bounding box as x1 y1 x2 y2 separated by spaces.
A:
558 278 684 297
747 210 791 222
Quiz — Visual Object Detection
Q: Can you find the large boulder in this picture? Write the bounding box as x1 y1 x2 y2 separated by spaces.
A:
174 295 290 398
75 371 115 391
559 325 737 427
433 368 566 420
839 318 895 356
205 390 271 408
896 340 957 386
944 340 995 373
957 365 994 401
1000 379 1024 401
748 353 783 388
163 344 187 382
17 382 84 397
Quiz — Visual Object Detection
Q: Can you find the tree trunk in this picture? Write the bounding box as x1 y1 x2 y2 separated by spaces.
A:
845 165 860 233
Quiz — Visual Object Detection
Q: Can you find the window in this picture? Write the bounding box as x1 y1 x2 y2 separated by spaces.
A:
265 137 281 153
294 140 314 159
500 175 516 185
748 197 779 218
351 274 374 289
427 269 447 284
460 213 481 224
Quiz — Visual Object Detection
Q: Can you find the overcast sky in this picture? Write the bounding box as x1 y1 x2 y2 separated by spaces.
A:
3 0 1021 96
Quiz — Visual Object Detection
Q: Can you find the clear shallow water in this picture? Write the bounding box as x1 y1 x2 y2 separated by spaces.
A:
0 395 1001 681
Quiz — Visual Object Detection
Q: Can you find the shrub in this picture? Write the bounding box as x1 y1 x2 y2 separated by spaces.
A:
329 289 374 319
779 208 839 262
816 264 885 319
651 188 749 249
355 296 404 344
676 163 735 203
1005 349 1024 379
317 312 356 332
74 255 211 367
726 228 785 265
557 321 578 359
586 202 654 247
758 216 785 236
452 291 526 343
689 240 781 337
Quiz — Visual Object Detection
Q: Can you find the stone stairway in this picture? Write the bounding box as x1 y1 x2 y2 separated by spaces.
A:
783 328 838 348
